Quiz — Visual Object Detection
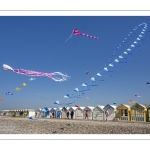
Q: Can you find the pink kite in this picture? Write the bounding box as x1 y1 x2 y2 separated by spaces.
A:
72 28 99 40
3 64 70 82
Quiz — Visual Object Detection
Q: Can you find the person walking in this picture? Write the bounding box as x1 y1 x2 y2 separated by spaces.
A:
70 110 74 119
85 110 89 119
105 109 109 121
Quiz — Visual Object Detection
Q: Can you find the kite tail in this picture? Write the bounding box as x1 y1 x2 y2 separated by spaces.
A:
47 72 71 82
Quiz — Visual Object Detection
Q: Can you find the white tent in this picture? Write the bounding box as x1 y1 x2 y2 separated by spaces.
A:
93 105 105 120
83 106 95 120
75 107 85 119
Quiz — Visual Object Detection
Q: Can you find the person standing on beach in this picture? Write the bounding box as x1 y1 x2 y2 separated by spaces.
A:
57 111 61 118
52 112 55 118
105 109 109 121
66 111 69 119
70 110 74 119
85 110 89 119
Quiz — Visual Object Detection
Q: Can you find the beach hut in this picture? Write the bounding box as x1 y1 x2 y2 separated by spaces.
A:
50 108 57 118
15 110 20 117
130 103 147 122
75 107 85 119
103 104 117 121
56 107 62 118
26 109 35 118
115 104 131 121
61 107 70 119
0 110 5 116
68 107 77 119
146 105 150 122
8 110 13 117
83 106 94 120
23 109 29 117
36 108 42 118
42 107 50 118
93 105 105 120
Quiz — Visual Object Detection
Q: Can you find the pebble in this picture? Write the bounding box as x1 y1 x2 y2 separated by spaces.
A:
0 116 150 134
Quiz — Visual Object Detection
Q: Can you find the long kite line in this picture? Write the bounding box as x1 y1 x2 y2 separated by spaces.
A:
44 28 99 64
53 23 150 106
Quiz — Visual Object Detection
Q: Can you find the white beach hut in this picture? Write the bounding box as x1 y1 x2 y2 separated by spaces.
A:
83 106 94 120
27 109 35 117
0 110 5 116
50 108 57 118
68 107 77 119
75 106 85 119
61 107 70 119
93 105 105 120
103 104 117 121
36 108 43 118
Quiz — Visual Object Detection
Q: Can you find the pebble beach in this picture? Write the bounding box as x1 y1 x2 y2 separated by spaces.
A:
0 116 150 134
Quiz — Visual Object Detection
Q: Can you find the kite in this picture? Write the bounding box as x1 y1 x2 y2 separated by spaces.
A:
86 71 89 74
3 64 70 82
22 83 26 86
43 107 49 112
135 94 141 97
146 82 150 84
6 92 13 95
15 87 22 91
72 28 99 40
53 23 150 107
29 77 35 81
54 100 74 106
0 98 4 100
54 101 59 104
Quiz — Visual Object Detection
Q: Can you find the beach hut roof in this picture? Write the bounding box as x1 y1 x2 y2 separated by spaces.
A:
104 104 117 110
130 103 146 109
77 107 85 110
110 105 117 109
116 104 130 109
28 109 35 112
69 107 77 110
56 107 62 111
123 104 130 108
65 107 70 110
96 105 105 110
84 106 95 110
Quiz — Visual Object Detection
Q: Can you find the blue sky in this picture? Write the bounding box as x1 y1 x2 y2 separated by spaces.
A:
0 16 150 111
